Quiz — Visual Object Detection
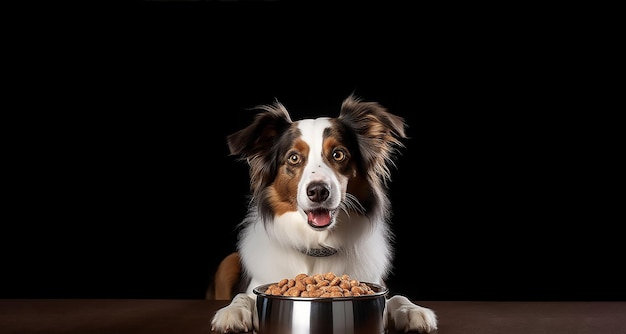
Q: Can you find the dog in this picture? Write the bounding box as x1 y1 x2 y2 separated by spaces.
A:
210 94 437 333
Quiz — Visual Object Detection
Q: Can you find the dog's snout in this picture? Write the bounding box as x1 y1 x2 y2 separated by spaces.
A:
306 182 330 203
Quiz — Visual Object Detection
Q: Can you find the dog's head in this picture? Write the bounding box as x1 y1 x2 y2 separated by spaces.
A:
227 94 407 249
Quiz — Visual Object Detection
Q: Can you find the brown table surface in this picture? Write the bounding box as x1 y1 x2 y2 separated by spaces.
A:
1 299 625 334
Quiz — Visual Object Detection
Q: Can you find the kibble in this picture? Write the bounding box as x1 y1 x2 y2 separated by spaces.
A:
264 272 377 297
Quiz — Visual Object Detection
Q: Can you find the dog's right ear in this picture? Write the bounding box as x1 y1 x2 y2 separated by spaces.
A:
227 100 293 192
227 100 293 158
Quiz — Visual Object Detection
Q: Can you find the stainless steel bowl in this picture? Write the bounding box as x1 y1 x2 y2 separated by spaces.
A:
253 282 388 334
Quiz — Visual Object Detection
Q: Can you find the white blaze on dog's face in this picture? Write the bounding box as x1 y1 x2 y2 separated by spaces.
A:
296 118 348 229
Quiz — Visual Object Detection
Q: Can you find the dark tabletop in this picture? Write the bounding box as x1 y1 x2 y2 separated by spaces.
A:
1 299 625 334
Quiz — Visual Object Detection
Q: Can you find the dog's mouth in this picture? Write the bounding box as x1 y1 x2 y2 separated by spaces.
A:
306 208 335 228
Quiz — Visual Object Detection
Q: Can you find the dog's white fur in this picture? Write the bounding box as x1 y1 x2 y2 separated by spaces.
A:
211 95 437 333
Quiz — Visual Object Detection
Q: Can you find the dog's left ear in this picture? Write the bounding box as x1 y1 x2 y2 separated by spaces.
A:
338 94 407 180
339 94 407 139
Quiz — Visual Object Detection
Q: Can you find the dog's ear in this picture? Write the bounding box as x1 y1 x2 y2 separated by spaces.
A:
227 100 293 191
339 93 407 141
338 94 408 182
227 100 293 158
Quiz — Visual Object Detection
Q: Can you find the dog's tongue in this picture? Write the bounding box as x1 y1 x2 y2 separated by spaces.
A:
307 209 331 227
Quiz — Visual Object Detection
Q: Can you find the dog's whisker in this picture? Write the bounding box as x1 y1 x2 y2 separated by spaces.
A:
340 193 366 217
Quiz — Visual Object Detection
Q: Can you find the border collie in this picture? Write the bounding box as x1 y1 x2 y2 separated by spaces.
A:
210 94 437 333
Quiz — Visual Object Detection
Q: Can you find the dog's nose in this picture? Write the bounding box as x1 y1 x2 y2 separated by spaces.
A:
307 182 330 203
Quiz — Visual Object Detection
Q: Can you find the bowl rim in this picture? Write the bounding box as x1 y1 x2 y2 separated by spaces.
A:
253 281 389 301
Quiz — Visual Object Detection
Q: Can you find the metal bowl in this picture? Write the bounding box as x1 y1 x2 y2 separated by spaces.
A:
253 282 388 334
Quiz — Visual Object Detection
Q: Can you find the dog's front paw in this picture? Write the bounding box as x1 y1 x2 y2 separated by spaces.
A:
386 295 438 333
211 294 254 333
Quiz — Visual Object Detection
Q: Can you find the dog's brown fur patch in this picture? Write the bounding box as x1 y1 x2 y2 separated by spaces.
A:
206 252 242 300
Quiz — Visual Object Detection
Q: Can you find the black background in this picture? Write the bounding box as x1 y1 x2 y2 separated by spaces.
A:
2 2 621 301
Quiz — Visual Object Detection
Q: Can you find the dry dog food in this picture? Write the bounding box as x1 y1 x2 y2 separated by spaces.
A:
264 272 377 297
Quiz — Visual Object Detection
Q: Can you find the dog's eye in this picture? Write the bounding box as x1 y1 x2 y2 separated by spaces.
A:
332 149 346 162
288 154 301 165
